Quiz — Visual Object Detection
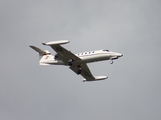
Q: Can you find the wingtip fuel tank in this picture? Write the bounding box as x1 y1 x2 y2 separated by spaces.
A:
42 40 70 46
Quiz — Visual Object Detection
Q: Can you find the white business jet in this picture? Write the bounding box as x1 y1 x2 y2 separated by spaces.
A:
30 40 123 82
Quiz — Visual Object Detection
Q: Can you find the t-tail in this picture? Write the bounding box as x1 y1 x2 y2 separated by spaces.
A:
29 46 53 65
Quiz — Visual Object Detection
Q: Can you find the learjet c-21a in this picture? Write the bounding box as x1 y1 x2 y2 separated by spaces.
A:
30 40 123 82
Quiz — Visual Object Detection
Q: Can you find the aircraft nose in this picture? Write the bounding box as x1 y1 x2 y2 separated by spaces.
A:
117 53 123 57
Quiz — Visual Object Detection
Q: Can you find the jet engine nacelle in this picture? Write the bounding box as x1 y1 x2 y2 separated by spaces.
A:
42 40 69 46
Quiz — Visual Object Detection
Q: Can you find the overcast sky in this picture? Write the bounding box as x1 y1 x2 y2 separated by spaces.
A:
0 0 161 120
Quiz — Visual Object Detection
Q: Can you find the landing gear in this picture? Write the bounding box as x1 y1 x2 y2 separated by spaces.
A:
110 60 113 64
83 80 86 82
68 59 74 66
77 65 82 75
77 69 81 74
54 54 58 59
68 62 72 66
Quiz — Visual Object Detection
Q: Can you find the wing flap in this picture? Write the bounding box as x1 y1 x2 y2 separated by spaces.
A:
70 64 95 80
70 64 107 81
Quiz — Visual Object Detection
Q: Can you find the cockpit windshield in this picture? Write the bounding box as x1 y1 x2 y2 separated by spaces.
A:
103 50 110 52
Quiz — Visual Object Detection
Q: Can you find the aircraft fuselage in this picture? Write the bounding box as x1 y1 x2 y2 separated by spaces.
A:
39 49 123 65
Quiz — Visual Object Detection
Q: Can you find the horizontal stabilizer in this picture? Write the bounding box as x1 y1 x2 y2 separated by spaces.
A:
29 46 47 55
83 76 108 82
42 40 69 46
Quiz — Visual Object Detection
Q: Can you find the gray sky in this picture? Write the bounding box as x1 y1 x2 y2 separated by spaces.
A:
0 0 161 120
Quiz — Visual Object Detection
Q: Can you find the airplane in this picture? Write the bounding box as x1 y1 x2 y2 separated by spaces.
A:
30 40 123 82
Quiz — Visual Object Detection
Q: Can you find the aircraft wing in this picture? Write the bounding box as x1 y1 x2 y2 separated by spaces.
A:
43 40 107 81
43 42 81 64
70 64 96 81
51 45 81 61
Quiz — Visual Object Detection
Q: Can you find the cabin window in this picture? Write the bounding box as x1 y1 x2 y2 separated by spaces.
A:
103 50 109 52
46 53 51 55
